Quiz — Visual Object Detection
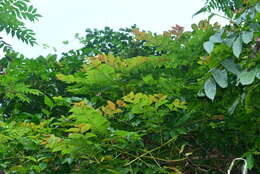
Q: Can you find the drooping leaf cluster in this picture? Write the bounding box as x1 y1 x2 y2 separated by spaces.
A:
0 0 41 52
196 0 244 17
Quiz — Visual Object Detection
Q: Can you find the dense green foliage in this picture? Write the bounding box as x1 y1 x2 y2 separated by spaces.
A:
0 0 259 173
73 25 160 58
60 26 160 75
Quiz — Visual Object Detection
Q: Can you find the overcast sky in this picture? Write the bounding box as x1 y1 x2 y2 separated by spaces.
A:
3 0 228 58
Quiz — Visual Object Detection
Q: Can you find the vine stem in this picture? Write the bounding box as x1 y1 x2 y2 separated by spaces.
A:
124 136 177 166
142 156 186 163
209 12 235 23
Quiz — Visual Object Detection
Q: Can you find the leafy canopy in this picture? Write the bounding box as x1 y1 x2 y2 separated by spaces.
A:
0 0 259 174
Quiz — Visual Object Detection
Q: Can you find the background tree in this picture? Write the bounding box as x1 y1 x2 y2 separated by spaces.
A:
59 25 162 74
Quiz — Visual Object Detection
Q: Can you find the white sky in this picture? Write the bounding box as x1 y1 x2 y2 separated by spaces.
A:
2 0 228 58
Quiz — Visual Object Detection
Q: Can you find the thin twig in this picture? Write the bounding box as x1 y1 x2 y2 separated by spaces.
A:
124 136 177 166
187 158 209 173
209 12 235 23
142 156 186 163
148 152 161 168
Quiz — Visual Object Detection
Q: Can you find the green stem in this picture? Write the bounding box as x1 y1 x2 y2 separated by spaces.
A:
124 136 177 166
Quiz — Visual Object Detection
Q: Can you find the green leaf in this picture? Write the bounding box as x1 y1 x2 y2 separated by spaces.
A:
28 5 33 12
62 40 69 45
256 65 260 80
221 58 241 75
209 32 222 43
239 69 256 85
246 153 254 170
241 31 253 44
232 36 242 58
69 106 110 134
257 72 260 80
174 113 192 127
228 98 240 115
212 69 228 88
224 36 236 48
41 109 50 116
39 162 47 170
204 78 216 101
197 89 205 97
44 95 54 108
203 41 214 54
255 2 260 12
143 74 154 84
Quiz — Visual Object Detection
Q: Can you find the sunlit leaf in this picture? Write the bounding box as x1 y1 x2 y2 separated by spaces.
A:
228 97 240 115
209 32 222 43
221 58 241 75
212 69 228 88
232 36 242 58
203 41 214 53
44 95 54 108
239 69 256 85
242 31 253 44
204 78 216 101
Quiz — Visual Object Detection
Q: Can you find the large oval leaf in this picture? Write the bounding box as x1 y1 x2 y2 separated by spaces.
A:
239 69 256 85
242 31 253 44
204 78 216 101
232 36 242 58
212 69 228 88
221 58 241 75
203 41 214 54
